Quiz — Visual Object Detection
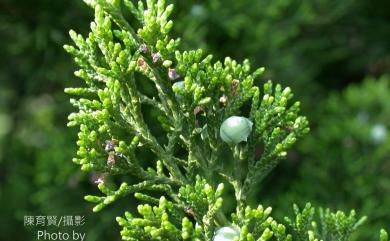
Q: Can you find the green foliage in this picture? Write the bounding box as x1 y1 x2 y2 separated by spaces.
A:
2 0 389 240
285 203 367 241
230 205 291 241
380 229 389 241
64 0 310 239
64 0 388 240
269 76 390 240
116 177 293 241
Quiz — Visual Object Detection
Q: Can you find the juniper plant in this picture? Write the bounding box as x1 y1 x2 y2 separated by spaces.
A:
65 0 388 240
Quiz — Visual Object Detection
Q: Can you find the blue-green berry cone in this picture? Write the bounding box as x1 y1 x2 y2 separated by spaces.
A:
213 227 240 241
220 116 253 144
172 81 184 99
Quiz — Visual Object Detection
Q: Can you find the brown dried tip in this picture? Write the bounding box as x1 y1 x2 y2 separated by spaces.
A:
107 151 116 166
94 173 108 185
168 68 180 80
105 139 118 152
231 79 239 96
194 106 205 127
219 95 228 106
184 207 196 218
137 57 148 70
139 44 149 53
137 57 145 66
194 106 205 116
152 52 161 63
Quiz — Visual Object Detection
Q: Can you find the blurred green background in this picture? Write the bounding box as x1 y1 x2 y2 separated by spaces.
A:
0 0 389 240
